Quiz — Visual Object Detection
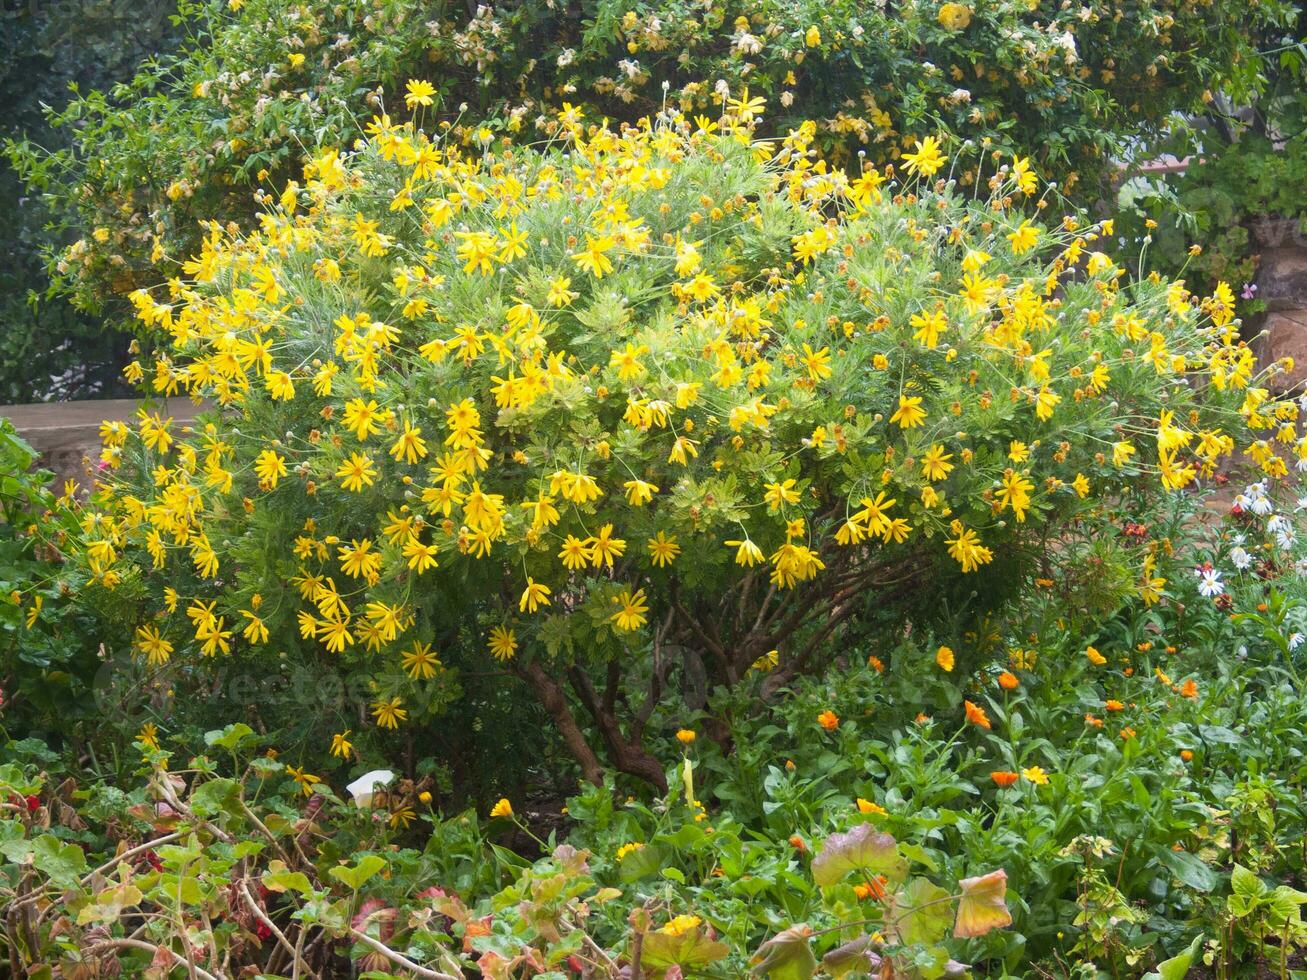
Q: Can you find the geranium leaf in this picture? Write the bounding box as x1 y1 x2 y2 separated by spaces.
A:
821 935 880 978
954 868 1013 938
640 927 729 973
895 876 954 945
751 925 816 979
811 825 907 888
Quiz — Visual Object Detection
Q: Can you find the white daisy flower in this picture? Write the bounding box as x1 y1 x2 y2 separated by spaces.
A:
1196 566 1224 598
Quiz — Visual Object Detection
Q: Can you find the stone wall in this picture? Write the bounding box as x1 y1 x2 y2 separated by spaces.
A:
2 399 209 488
1254 217 1307 391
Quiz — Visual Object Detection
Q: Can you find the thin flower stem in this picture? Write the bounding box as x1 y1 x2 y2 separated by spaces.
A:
346 927 460 980
81 939 220 980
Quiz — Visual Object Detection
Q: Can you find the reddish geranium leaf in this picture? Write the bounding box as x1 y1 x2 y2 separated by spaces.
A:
751 924 816 979
821 935 881 978
811 825 908 888
640 927 729 975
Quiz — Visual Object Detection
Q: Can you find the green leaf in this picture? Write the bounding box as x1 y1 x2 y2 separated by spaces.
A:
751 925 817 979
821 936 879 978
619 844 665 883
329 854 387 890
1266 885 1307 927
263 860 314 896
897 842 940 873
896 877 954 945
1159 849 1219 893
640 926 730 974
1142 934 1203 980
190 777 240 818
811 826 907 888
77 882 143 925
204 723 255 752
31 834 87 888
1231 864 1267 901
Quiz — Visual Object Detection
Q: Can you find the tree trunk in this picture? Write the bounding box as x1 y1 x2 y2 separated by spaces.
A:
518 661 605 787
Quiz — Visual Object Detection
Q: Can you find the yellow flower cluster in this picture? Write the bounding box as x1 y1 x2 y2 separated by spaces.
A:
82 88 1301 737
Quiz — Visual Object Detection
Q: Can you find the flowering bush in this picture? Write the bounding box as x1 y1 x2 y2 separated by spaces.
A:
44 91 1304 785
7 0 1295 323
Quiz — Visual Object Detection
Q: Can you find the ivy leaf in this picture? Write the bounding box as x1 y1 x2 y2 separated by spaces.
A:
329 854 387 891
31 834 87 889
821 935 880 978
263 859 313 896
953 869 1013 938
640 926 729 976
751 925 817 979
76 882 144 925
895 876 954 945
811 825 907 888
204 723 255 752
619 844 665 882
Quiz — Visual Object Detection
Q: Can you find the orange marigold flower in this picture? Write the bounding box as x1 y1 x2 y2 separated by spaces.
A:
853 875 889 901
1180 749 1194 761
964 700 991 729
998 671 1019 690
1104 699 1125 711
789 835 807 851
855 797 886 816
991 771 1019 787
1180 679 1198 698
1084 713 1103 728
817 710 840 731
914 712 931 724
1119 726 1136 740
867 655 885 673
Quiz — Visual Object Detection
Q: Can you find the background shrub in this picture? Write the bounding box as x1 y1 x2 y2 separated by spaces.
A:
4 0 1298 399
0 0 181 400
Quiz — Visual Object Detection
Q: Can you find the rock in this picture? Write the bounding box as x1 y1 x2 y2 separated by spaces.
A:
1259 310 1307 391
1251 217 1307 313
1251 216 1307 391
2 398 211 490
